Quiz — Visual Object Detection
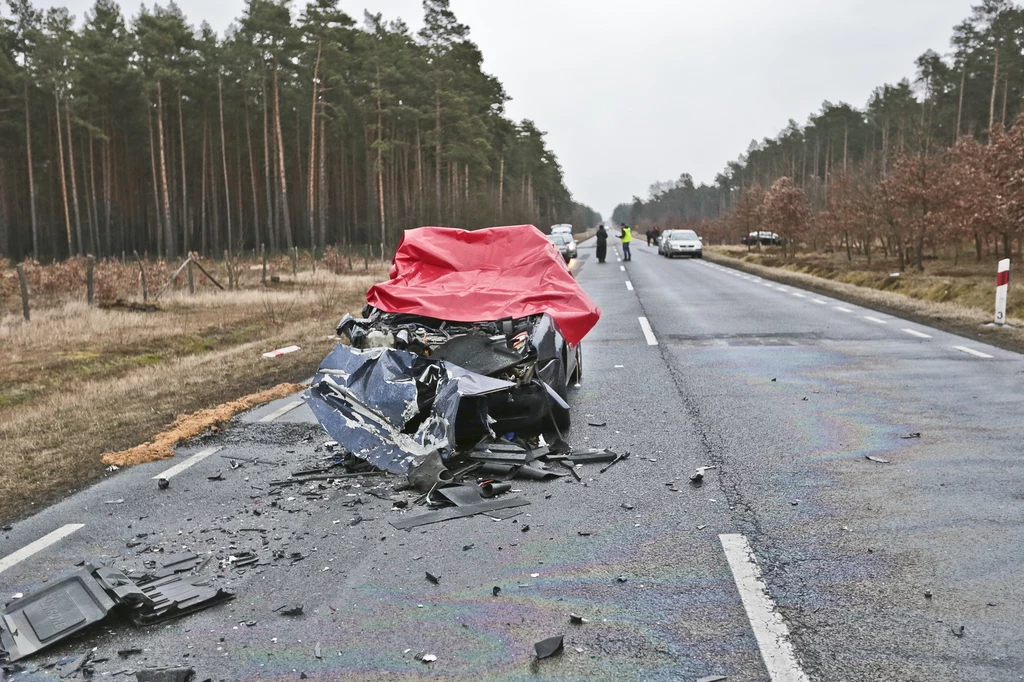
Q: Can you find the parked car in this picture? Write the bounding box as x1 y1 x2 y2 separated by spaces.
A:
550 224 573 236
548 233 577 263
664 229 703 258
742 231 781 246
657 230 674 255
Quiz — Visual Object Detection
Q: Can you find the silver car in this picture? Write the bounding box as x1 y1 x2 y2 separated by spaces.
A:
665 229 703 259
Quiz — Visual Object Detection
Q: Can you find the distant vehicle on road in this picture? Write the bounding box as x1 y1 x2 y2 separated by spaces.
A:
663 229 703 258
550 224 573 236
742 231 781 246
548 233 577 263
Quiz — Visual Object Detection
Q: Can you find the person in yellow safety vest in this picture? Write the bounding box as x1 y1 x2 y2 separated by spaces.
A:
617 223 633 261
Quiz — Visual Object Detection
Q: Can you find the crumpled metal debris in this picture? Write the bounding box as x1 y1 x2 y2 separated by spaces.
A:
0 563 233 663
306 310 579 481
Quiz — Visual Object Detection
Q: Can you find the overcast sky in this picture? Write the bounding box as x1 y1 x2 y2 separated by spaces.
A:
35 0 977 219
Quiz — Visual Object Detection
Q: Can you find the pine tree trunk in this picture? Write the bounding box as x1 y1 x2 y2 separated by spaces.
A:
87 133 99 255
200 109 208 256
218 76 233 255
178 90 189 256
318 105 327 248
434 96 442 222
273 55 294 251
24 82 39 260
146 99 163 259
261 69 277 252
956 66 966 141
102 122 112 255
307 42 321 253
65 100 84 256
498 155 504 221
156 82 175 259
244 99 261 254
989 45 1000 136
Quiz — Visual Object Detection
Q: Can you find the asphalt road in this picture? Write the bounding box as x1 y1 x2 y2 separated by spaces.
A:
2 236 1023 681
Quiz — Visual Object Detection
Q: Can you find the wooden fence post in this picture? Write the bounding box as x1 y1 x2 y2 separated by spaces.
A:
134 251 148 303
260 243 267 285
86 256 95 306
16 263 30 321
291 247 298 277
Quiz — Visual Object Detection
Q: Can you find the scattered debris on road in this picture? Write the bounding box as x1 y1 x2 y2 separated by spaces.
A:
901 432 922 439
866 456 891 464
0 564 233 662
534 635 564 659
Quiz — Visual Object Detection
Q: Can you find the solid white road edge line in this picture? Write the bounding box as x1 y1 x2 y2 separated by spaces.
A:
625 281 634 291
153 446 225 480
903 329 932 339
638 317 659 346
954 345 994 358
720 534 810 682
258 399 305 423
864 316 888 324
0 524 85 576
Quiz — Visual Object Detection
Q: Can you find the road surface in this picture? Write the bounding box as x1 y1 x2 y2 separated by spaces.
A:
2 237 1023 681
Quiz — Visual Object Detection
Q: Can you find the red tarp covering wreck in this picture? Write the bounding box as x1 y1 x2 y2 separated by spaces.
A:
366 225 601 345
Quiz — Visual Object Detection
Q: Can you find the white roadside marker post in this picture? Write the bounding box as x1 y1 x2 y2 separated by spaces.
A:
995 259 1010 325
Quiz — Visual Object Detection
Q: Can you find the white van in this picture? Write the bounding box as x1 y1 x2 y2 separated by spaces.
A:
550 224 573 236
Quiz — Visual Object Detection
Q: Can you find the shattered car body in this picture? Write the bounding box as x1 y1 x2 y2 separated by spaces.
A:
306 225 600 476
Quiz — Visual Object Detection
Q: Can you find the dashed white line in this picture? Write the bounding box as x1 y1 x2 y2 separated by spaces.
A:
834 306 853 313
954 345 994 359
625 281 634 291
902 329 932 339
791 293 807 298
720 534 810 682
864 316 888 324
638 317 659 346
258 399 304 423
0 524 85 575
812 299 828 305
152 446 224 480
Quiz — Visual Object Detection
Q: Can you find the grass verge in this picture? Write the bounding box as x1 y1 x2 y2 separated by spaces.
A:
0 271 383 524
705 247 1024 354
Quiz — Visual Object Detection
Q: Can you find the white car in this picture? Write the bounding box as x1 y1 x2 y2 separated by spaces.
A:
550 224 573 236
664 229 703 259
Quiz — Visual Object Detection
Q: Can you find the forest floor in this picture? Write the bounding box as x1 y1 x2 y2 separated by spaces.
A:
706 245 1024 354
0 268 384 523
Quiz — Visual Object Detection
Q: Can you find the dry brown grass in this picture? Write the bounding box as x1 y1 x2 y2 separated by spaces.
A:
706 247 1024 353
0 268 386 523
101 382 305 467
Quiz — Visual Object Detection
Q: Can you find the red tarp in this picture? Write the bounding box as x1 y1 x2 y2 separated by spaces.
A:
366 225 601 345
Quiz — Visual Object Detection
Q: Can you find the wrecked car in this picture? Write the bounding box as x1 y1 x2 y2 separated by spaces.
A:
305 225 601 476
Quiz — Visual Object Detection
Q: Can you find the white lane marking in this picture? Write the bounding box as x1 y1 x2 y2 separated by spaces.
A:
616 258 622 262
902 329 932 339
834 306 852 313
258 399 304 423
625 281 634 291
152 446 224 480
0 524 85 576
791 293 807 298
775 287 788 292
762 283 774 288
620 266 626 272
812 299 827 305
864 316 887 324
954 345 994 359
720 534 810 682
638 317 659 346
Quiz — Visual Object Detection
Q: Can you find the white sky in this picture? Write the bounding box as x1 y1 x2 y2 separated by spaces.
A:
33 0 978 218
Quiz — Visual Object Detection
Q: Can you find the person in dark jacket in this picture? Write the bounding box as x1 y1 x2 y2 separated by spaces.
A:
596 225 608 263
